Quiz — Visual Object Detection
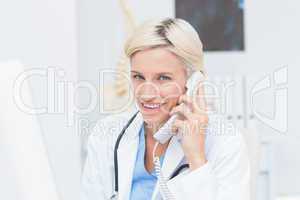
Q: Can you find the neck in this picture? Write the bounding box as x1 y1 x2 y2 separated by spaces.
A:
144 119 167 136
144 123 159 136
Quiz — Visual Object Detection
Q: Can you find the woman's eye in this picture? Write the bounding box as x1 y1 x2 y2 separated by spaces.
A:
132 74 144 80
158 75 171 81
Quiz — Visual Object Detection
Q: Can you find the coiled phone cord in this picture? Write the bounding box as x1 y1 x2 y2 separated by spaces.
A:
152 142 175 200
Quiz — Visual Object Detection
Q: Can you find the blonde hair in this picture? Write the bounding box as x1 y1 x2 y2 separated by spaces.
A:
124 18 205 76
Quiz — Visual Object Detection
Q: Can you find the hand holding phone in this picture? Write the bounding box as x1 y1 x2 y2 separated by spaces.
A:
153 71 204 144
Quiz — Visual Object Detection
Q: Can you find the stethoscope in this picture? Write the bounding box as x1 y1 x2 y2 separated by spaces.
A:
110 111 190 200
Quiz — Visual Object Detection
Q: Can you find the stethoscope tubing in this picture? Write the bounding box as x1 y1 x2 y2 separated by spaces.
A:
113 111 139 194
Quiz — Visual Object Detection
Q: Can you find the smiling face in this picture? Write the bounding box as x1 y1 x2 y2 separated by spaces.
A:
130 47 188 127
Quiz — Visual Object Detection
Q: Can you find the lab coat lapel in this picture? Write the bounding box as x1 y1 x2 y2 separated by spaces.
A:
117 112 143 200
161 136 185 180
152 136 185 200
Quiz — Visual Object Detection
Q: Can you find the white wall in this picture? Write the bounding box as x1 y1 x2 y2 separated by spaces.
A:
0 1 81 200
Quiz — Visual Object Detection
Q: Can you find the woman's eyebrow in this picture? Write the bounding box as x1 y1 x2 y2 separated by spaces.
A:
130 70 173 76
157 72 173 76
130 70 142 74
130 70 143 75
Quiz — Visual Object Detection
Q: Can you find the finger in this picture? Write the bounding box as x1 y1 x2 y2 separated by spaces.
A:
180 112 208 132
189 113 209 131
171 118 181 133
171 125 178 134
178 94 194 111
179 84 207 114
172 118 189 134
193 82 207 114
170 103 193 121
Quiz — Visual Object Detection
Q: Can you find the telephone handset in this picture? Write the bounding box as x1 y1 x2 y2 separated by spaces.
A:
153 71 204 144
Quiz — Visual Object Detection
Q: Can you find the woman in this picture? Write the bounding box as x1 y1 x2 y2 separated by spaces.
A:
81 18 250 200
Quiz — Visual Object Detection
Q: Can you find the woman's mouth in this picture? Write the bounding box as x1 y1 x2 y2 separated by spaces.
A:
140 102 163 112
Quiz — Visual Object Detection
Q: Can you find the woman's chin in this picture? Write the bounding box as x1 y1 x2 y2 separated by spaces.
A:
141 112 170 127
137 103 172 125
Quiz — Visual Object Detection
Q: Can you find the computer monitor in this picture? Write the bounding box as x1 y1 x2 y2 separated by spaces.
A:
0 61 60 200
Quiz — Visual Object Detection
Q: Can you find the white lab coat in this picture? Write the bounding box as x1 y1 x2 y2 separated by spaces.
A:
81 110 250 200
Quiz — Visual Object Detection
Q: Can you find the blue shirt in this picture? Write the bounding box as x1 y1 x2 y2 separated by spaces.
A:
129 124 164 200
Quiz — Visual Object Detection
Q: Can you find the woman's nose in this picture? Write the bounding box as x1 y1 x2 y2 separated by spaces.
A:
136 82 159 101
